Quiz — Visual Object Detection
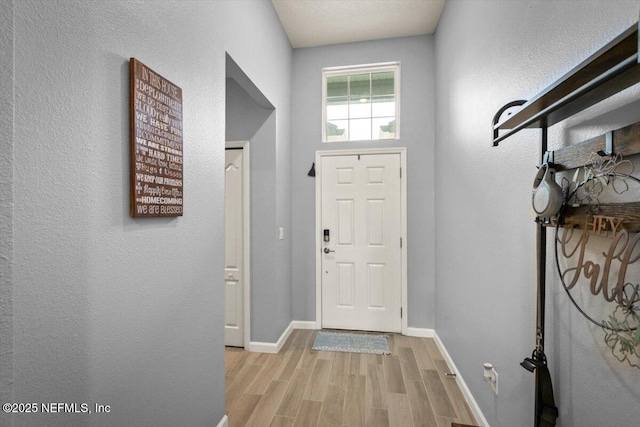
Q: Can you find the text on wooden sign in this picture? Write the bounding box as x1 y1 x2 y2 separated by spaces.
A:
130 58 183 217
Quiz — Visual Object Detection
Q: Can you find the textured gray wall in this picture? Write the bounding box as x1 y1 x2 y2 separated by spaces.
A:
291 36 436 328
226 78 273 142
250 112 293 342
8 1 291 426
0 1 14 427
434 1 640 426
226 76 292 343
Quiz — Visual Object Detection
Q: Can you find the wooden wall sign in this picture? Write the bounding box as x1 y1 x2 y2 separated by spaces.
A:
130 58 183 217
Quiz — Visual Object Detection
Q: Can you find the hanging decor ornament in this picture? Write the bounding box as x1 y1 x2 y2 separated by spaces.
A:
554 153 640 369
532 162 564 219
603 302 640 368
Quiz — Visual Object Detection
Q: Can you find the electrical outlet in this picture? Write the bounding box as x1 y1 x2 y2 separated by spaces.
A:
483 363 499 396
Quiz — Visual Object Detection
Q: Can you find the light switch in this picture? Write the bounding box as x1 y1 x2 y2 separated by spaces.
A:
279 227 284 240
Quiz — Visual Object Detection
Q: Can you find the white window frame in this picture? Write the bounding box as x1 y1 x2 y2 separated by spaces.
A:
322 62 400 143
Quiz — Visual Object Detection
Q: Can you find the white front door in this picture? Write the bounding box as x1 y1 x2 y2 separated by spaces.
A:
225 148 244 347
321 153 402 333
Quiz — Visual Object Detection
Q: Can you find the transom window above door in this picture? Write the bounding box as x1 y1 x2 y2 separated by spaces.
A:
322 63 400 142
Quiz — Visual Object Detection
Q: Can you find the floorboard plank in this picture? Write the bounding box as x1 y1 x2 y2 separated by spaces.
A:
434 360 464 401
228 394 261 427
329 352 349 388
365 407 390 427
226 364 262 412
409 338 435 370
387 335 398 355
277 347 305 382
457 400 478 425
318 385 344 427
304 359 332 401
270 415 294 427
405 380 438 427
246 353 286 395
247 351 269 365
246 380 289 427
280 330 299 353
436 415 456 427
370 354 383 365
383 355 406 394
276 368 313 418
293 400 322 427
423 338 444 361
316 350 335 361
293 329 312 348
344 374 366 427
349 353 361 375
226 349 250 379
299 344 319 371
422 369 457 418
386 393 414 427
394 334 413 348
366 363 387 409
398 346 422 382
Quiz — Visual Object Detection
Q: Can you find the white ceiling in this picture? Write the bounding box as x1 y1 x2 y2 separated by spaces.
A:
271 0 446 48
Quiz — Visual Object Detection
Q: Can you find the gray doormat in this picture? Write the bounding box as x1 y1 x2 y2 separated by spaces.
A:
312 331 391 355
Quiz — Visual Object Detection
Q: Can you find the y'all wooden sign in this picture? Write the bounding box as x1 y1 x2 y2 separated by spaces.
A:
558 215 639 310
130 58 183 217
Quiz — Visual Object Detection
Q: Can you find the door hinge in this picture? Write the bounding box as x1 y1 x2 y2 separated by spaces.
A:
400 167 402 178
400 237 403 248
401 307 403 318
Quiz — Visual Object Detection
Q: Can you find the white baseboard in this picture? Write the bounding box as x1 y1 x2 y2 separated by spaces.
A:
247 341 278 353
291 320 319 330
248 321 294 353
433 332 490 427
217 414 228 427
405 327 435 338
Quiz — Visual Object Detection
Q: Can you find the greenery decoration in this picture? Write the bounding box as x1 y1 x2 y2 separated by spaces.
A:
557 152 640 369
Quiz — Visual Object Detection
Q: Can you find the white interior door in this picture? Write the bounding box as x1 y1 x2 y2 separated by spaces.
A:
225 148 244 347
321 153 402 333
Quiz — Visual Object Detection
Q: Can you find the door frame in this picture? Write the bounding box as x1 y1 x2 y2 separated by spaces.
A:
315 147 408 335
226 140 251 349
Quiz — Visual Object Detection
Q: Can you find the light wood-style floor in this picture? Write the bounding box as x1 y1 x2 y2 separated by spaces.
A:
225 329 478 427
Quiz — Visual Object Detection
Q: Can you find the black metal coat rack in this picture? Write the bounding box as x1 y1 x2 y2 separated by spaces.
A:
492 21 640 427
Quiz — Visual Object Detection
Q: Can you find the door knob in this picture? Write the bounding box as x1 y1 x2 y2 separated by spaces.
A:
323 247 335 254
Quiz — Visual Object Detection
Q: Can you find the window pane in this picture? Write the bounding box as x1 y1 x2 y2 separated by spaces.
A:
349 118 372 141
327 97 348 120
327 76 348 97
373 117 396 139
349 96 370 119
326 120 348 141
323 65 398 142
349 73 370 97
372 72 395 95
372 96 395 117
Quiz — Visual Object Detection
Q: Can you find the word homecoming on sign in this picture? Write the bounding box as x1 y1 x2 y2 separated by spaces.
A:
558 214 640 309
130 58 183 217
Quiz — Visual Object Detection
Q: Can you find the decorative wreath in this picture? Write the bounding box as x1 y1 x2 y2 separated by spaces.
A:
553 153 640 368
